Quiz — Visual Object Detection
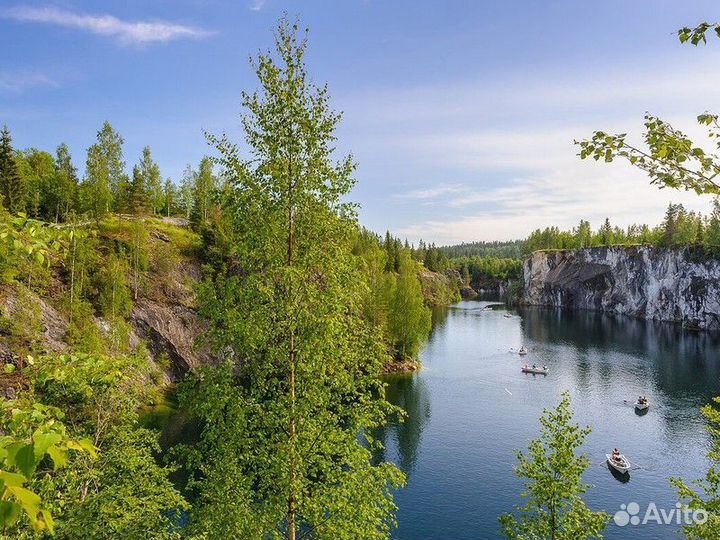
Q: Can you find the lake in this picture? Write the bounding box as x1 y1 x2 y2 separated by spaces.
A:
378 299 720 539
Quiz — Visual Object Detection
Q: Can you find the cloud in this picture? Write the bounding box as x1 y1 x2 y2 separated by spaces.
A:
2 6 214 45
249 0 266 11
337 54 720 244
0 70 58 93
394 183 467 201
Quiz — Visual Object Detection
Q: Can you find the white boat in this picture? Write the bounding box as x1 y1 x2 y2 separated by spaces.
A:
503 313 512 318
606 453 631 474
635 400 649 411
518 347 528 356
521 366 548 375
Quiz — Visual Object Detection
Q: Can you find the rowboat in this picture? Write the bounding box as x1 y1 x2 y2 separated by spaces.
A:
606 453 631 474
521 366 548 375
518 347 528 356
634 400 649 411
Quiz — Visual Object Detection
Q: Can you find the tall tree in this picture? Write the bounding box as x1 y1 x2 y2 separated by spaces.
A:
54 143 79 221
190 19 403 540
500 392 609 540
0 125 25 213
82 122 125 217
191 156 215 224
138 146 162 215
162 178 176 217
15 148 55 218
178 165 196 219
129 165 149 215
387 251 431 360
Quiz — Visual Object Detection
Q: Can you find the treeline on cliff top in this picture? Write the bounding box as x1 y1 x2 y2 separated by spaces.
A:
440 199 720 260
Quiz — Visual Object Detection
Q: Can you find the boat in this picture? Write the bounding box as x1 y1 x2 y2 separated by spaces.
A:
518 346 528 356
521 365 548 375
634 398 649 411
606 453 631 474
503 313 512 318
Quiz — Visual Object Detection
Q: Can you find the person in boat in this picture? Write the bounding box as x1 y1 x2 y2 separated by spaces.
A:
611 448 623 462
532 363 537 369
542 365 547 370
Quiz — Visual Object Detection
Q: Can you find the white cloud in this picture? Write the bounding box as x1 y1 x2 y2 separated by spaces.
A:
0 70 58 93
249 0 266 11
394 183 467 200
339 55 720 244
2 6 214 45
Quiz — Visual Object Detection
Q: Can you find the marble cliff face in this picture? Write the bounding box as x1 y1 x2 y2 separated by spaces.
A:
523 247 720 330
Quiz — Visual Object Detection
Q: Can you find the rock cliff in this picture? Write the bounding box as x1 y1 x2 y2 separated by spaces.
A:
523 246 720 330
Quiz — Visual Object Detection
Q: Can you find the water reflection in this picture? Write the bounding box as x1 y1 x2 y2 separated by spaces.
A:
376 374 431 477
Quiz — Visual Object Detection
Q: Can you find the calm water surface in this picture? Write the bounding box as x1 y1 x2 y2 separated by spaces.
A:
379 300 720 539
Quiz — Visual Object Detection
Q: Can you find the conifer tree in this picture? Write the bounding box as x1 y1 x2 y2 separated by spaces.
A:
0 125 25 213
130 165 149 214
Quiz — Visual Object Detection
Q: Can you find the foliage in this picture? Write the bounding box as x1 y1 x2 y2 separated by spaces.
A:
24 352 186 540
671 397 720 540
499 392 609 540
450 256 523 284
191 18 404 539
387 252 432 360
440 239 525 259
0 399 95 536
0 126 25 214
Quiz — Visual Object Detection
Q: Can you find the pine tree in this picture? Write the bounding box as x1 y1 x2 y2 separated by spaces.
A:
0 125 25 213
129 165 148 214
186 19 403 540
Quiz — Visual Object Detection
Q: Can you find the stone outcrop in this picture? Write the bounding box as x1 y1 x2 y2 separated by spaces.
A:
131 298 215 380
523 246 720 330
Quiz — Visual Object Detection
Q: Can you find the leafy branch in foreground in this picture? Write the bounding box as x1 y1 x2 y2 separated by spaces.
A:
576 114 720 195
576 22 720 197
679 23 720 46
500 391 608 540
671 397 720 539
0 400 95 535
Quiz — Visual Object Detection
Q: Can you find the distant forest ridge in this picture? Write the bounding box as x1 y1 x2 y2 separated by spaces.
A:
439 200 720 260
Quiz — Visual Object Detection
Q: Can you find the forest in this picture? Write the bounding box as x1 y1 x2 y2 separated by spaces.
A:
2 13 720 540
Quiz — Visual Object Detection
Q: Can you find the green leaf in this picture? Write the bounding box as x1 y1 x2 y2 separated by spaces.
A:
6 485 41 521
33 432 62 462
0 501 21 528
11 444 37 478
0 470 27 487
46 446 68 469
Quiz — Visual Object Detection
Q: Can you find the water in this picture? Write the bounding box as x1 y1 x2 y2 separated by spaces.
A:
378 300 720 539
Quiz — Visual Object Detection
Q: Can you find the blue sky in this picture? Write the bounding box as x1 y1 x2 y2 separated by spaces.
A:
2 1 720 243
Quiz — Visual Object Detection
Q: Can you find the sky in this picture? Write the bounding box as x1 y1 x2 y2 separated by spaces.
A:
2 1 720 244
